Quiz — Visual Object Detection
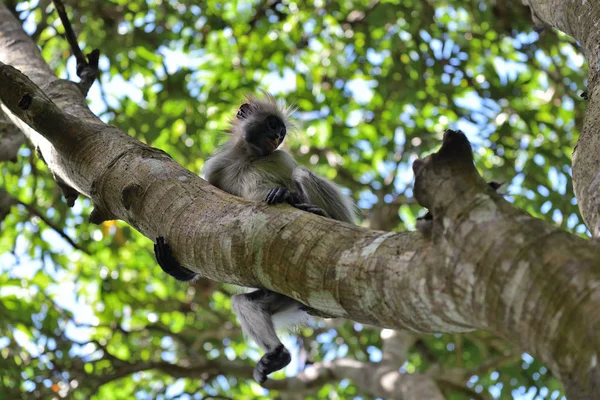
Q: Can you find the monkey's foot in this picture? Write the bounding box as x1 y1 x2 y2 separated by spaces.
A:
265 187 293 204
293 203 330 218
254 344 291 384
154 236 197 281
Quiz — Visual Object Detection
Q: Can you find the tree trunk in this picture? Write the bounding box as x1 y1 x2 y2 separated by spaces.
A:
522 0 600 237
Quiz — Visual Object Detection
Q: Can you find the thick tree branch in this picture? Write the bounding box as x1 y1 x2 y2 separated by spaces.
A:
413 129 600 399
267 358 445 399
0 3 445 330
1 3 599 398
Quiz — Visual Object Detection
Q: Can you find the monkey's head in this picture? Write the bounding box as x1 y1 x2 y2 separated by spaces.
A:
231 93 296 157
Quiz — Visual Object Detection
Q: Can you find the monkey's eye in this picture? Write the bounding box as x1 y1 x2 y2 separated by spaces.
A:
267 116 279 130
237 103 251 120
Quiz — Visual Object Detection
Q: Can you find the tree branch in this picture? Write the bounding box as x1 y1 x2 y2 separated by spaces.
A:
1 3 599 398
265 359 445 399
413 129 600 399
51 0 99 95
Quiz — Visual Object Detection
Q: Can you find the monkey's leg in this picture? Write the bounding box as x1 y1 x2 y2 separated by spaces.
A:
265 187 295 205
154 237 197 281
231 290 298 383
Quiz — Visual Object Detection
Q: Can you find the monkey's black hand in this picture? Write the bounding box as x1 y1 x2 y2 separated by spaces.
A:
254 344 291 384
293 203 330 218
265 187 294 204
154 236 197 282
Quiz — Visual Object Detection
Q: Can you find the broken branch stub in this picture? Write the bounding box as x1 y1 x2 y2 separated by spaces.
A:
413 129 489 213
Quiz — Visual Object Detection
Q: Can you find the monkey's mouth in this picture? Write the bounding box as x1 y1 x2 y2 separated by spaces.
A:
265 138 280 151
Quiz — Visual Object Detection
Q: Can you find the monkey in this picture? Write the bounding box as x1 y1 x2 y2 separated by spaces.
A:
153 93 356 384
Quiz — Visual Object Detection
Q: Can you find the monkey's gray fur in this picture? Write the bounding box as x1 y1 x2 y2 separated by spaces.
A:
154 93 355 383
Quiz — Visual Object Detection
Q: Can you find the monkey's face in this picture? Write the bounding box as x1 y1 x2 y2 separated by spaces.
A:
237 103 287 156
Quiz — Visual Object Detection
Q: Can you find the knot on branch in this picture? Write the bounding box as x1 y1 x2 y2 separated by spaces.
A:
0 62 76 151
56 179 79 208
0 63 54 123
17 93 32 110
121 184 143 211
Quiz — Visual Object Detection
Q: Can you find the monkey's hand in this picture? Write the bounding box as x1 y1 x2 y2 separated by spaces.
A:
154 236 198 282
293 203 330 218
265 187 295 204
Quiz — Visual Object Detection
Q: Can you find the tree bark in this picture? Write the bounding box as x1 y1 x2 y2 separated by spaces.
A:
1 3 599 398
522 0 600 236
413 130 600 399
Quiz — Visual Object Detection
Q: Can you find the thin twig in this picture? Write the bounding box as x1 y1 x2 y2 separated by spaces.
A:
51 0 86 67
51 0 100 95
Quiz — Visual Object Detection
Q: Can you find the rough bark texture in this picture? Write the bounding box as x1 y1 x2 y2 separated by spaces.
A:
1 3 600 398
413 129 600 399
522 0 600 236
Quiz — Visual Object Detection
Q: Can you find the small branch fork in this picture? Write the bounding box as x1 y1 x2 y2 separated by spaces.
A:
51 0 99 96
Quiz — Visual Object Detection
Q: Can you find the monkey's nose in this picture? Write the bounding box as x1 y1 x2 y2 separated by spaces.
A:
266 116 285 135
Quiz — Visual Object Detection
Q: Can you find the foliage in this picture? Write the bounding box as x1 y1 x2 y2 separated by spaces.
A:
0 0 586 398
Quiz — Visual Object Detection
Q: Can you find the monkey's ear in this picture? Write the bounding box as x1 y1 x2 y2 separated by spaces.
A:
237 103 251 120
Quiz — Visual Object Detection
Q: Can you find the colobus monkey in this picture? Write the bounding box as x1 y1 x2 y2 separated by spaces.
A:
154 93 355 383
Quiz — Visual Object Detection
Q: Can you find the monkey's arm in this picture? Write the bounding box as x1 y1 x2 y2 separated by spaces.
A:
154 237 198 281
